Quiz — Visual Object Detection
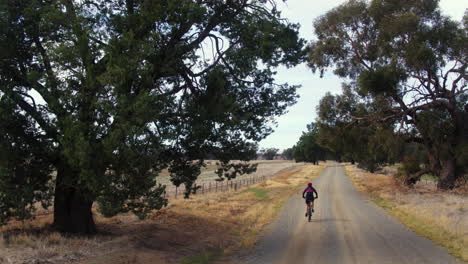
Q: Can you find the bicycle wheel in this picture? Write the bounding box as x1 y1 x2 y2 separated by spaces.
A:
308 206 312 222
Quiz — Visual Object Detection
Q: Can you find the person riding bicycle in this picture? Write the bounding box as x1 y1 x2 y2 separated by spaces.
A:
302 182 318 217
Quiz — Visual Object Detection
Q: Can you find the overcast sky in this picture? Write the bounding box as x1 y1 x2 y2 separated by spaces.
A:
259 0 467 151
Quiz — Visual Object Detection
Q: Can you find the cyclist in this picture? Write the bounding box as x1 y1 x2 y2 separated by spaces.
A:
302 182 318 217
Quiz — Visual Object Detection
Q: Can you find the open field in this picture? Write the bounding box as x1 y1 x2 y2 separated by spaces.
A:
345 165 468 262
0 162 324 264
158 160 299 186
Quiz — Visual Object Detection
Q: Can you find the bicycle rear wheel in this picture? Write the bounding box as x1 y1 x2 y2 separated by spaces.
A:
307 206 312 222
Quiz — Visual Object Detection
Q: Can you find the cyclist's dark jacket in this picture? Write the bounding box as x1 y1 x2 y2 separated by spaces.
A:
302 186 318 201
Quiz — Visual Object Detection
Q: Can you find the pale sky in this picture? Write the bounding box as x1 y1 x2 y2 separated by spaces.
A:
259 0 467 151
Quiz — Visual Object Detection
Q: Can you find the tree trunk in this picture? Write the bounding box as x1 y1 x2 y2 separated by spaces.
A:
427 151 441 174
53 164 96 234
437 158 457 190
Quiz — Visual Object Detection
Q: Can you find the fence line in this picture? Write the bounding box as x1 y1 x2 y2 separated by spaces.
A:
164 172 276 199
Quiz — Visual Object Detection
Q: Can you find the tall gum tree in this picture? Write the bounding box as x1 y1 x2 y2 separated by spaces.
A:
309 0 467 189
315 84 403 172
0 0 305 233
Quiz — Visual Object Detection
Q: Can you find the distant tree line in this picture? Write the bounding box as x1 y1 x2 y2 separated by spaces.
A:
259 148 280 160
290 123 329 165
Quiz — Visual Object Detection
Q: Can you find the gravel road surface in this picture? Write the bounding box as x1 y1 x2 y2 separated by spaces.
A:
241 164 460 264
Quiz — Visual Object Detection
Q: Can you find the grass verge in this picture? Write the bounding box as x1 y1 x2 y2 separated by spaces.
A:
243 188 270 200
180 249 223 264
0 163 324 264
345 165 468 262
169 163 325 262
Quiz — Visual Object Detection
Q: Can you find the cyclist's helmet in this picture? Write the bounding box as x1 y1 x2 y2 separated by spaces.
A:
307 182 313 187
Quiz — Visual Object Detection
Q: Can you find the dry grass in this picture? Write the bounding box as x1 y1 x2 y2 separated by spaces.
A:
168 163 324 251
158 160 298 186
0 221 105 264
345 165 468 262
0 163 324 264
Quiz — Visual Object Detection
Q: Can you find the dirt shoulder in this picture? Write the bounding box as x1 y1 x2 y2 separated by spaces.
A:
345 165 468 262
0 163 325 264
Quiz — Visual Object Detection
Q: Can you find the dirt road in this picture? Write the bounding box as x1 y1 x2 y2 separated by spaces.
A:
241 164 460 264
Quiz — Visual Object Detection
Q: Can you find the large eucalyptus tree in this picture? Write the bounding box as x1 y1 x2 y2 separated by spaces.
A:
0 0 305 233
309 0 467 189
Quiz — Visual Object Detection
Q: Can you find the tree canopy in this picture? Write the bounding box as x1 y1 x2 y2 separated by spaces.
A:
309 0 467 189
315 84 402 172
0 0 305 233
293 123 327 165
261 147 280 160
282 147 294 160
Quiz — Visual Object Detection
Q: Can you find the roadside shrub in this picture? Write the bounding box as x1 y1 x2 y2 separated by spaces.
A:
401 156 421 175
357 158 383 173
395 156 423 185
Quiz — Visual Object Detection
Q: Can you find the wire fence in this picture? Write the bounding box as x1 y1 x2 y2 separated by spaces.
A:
163 166 298 199
26 163 303 218
164 175 268 199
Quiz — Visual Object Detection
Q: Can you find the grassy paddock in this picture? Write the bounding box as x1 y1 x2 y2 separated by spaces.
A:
0 163 324 264
345 165 468 262
157 160 298 186
169 163 325 259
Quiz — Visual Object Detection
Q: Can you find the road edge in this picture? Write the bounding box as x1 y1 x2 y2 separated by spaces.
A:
343 165 467 263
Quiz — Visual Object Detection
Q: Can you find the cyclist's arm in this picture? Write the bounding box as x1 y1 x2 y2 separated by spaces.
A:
313 188 318 199
302 188 306 198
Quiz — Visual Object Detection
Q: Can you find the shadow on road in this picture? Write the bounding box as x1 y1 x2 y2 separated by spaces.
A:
309 218 350 223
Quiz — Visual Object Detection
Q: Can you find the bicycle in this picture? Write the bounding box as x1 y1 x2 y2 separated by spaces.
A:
307 202 313 222
305 197 317 222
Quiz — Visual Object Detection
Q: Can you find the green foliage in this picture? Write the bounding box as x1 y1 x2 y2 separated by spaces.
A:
0 0 305 228
0 97 54 225
397 156 422 179
282 148 294 160
309 0 467 188
358 64 407 96
181 249 223 264
314 85 403 172
261 148 280 160
293 123 328 164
